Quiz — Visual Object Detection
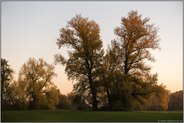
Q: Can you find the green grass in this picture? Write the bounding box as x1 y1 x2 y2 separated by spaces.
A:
1 110 183 122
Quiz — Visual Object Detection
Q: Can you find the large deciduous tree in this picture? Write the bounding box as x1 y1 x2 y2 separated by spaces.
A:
55 15 104 110
17 58 60 109
110 10 160 110
1 58 14 109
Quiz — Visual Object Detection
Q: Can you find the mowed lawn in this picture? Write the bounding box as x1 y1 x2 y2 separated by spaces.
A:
1 110 183 122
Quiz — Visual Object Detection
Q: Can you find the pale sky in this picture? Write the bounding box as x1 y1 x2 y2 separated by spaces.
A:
1 1 183 94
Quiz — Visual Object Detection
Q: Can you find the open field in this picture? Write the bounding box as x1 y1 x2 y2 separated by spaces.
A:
1 110 183 122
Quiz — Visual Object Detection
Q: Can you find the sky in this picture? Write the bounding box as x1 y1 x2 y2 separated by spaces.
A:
1 1 183 94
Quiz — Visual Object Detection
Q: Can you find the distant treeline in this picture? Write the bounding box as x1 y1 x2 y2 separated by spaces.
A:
57 90 183 111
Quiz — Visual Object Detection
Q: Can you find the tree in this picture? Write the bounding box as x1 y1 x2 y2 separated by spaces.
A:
97 42 124 110
145 84 170 111
1 58 14 110
55 15 104 110
17 58 59 109
168 90 183 111
10 80 30 110
110 10 160 110
67 92 89 110
57 94 71 110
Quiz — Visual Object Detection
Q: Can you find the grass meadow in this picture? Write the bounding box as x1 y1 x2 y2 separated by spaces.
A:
1 110 183 122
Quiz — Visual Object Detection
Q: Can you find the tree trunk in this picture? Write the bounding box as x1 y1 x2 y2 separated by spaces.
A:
103 77 112 110
91 87 98 110
1 74 4 110
30 94 38 109
105 87 112 110
88 72 98 110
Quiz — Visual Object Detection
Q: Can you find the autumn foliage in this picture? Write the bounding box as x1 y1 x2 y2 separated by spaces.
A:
1 10 182 111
